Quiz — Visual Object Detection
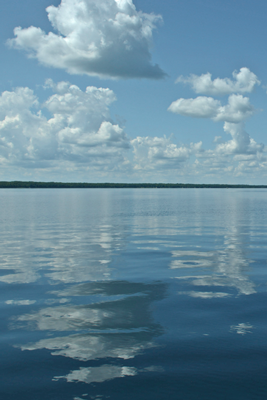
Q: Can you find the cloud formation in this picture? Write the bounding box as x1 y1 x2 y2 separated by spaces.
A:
131 135 203 171
8 0 165 79
177 68 260 95
0 76 266 181
217 122 264 155
167 68 267 179
0 81 130 171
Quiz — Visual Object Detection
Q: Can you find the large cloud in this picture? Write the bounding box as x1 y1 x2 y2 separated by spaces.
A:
176 68 260 95
0 81 130 170
8 0 165 79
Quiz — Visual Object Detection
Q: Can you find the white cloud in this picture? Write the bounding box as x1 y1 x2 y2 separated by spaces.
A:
8 0 165 79
0 81 130 171
177 67 260 95
168 96 220 119
216 122 264 155
168 69 266 179
214 94 255 123
193 140 266 178
0 87 52 167
0 79 266 181
130 129 265 178
6 300 36 305
168 94 255 123
131 135 202 170
180 291 230 299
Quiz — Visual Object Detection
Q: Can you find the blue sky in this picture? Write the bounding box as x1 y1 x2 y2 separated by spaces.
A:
1 0 267 183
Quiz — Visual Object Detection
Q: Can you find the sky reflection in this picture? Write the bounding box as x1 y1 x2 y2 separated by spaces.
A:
13 281 166 387
173 219 256 298
1 189 266 399
230 323 254 335
54 365 137 384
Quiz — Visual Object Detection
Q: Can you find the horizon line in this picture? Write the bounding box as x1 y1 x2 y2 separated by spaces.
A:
0 181 267 189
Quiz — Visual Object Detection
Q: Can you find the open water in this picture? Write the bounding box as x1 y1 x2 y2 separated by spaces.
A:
1 188 267 399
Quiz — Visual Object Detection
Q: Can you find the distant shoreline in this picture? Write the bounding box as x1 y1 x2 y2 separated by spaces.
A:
0 181 267 189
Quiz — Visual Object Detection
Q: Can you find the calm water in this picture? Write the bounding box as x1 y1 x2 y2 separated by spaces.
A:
1 189 267 399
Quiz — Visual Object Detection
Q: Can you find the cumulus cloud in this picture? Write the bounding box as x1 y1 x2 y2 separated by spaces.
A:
0 77 266 181
8 0 165 79
193 149 267 179
0 81 130 171
216 122 264 155
131 135 202 170
168 69 266 179
177 67 260 95
168 96 220 119
168 94 255 123
214 94 255 123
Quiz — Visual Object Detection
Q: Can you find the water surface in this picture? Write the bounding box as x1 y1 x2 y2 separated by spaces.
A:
1 189 267 399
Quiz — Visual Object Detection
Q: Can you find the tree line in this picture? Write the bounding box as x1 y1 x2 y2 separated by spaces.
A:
0 181 267 189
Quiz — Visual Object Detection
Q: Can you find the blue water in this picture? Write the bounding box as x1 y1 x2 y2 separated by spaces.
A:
1 189 267 399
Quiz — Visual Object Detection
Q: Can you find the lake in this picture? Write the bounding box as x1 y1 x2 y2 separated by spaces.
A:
1 188 267 399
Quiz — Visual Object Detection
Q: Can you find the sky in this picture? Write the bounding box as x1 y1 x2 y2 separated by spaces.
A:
1 0 267 183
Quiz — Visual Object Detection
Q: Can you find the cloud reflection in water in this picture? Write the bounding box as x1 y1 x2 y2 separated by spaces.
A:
54 365 137 384
14 281 166 386
2 189 264 399
172 227 255 298
230 323 254 335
